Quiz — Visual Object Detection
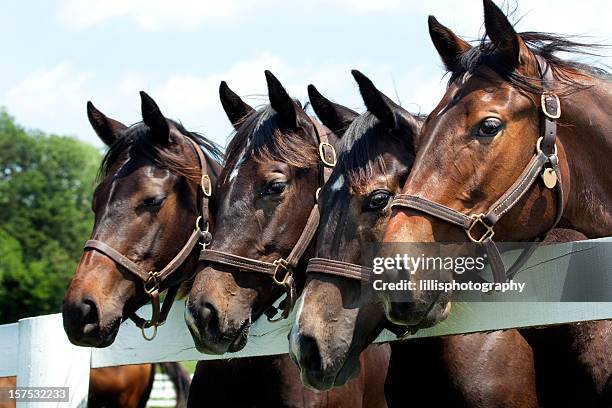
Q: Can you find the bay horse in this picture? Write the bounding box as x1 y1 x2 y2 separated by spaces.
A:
185 72 389 407
381 0 612 328
62 92 222 347
289 73 538 407
379 0 612 404
60 93 220 407
0 362 189 408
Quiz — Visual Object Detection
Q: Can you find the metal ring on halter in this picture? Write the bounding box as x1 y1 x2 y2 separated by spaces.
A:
141 324 158 341
541 93 561 119
536 137 558 156
201 174 212 197
318 142 337 167
272 259 290 285
144 272 161 295
466 214 495 243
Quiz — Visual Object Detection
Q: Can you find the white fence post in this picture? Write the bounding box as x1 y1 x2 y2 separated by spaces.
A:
16 314 91 408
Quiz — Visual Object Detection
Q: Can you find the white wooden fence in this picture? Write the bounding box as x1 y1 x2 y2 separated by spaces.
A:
146 374 192 408
1 238 611 407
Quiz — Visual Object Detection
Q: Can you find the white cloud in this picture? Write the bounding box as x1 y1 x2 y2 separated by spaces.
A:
57 0 241 31
56 0 612 43
3 63 94 140
0 52 444 149
8 0 612 149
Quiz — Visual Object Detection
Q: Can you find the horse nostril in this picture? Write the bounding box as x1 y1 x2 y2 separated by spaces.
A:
200 302 219 331
81 297 100 334
299 334 323 374
188 299 219 335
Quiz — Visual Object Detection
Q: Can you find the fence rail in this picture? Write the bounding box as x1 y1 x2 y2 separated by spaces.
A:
1 238 611 407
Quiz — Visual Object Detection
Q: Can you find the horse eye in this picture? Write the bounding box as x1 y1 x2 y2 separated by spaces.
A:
478 117 504 137
142 196 165 208
366 190 391 211
262 181 287 196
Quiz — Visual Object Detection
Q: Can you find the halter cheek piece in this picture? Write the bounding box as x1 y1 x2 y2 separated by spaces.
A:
305 56 564 337
83 137 212 340
199 119 336 322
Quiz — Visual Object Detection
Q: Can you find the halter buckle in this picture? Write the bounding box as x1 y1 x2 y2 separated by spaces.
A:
536 137 558 157
144 271 161 295
541 93 561 120
318 142 337 167
466 214 495 243
272 258 290 286
201 174 212 197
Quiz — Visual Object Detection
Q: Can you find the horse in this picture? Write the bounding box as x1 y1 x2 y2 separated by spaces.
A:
289 72 538 407
0 362 189 408
379 0 612 404
185 72 389 407
380 0 612 330
62 92 222 347
59 93 222 407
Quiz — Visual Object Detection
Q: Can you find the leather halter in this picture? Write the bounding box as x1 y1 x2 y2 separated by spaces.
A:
199 119 336 321
306 56 564 300
83 136 212 340
391 56 564 284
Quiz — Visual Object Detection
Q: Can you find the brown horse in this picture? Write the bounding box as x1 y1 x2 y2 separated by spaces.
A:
289 73 538 407
185 72 389 407
62 92 222 347
59 94 219 407
381 0 612 328
379 0 612 405
0 362 189 408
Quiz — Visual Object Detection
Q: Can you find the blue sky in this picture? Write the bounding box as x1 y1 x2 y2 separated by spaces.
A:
0 0 610 148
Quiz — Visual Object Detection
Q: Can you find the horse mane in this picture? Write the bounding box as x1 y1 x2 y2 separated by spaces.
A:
452 31 611 96
338 112 425 190
221 104 318 183
98 119 224 183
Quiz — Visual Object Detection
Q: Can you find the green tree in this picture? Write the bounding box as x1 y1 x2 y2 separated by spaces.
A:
0 110 101 323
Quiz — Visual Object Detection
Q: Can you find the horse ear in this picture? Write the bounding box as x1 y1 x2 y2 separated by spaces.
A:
86 102 127 147
140 91 170 145
428 16 471 72
308 85 358 138
265 70 299 129
351 70 399 129
483 0 531 68
219 81 255 130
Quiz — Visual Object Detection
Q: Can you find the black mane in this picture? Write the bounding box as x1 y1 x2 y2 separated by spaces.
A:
99 119 223 182
452 32 611 95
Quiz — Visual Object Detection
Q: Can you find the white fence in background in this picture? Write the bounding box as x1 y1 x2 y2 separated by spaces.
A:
146 374 193 408
1 238 611 407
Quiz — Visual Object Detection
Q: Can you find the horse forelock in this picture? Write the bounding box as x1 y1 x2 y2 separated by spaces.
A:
220 104 319 184
338 112 422 192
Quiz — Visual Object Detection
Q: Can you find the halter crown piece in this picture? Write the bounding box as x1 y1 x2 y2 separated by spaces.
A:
83 137 212 340
199 118 336 322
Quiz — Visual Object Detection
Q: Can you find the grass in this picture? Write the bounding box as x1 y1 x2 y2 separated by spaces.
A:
181 360 197 374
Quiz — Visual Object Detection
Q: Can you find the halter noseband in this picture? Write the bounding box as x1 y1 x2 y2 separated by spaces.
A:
83 136 212 340
305 56 564 317
199 118 336 322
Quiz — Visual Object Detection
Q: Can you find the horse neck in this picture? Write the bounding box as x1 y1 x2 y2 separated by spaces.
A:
558 73 612 236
